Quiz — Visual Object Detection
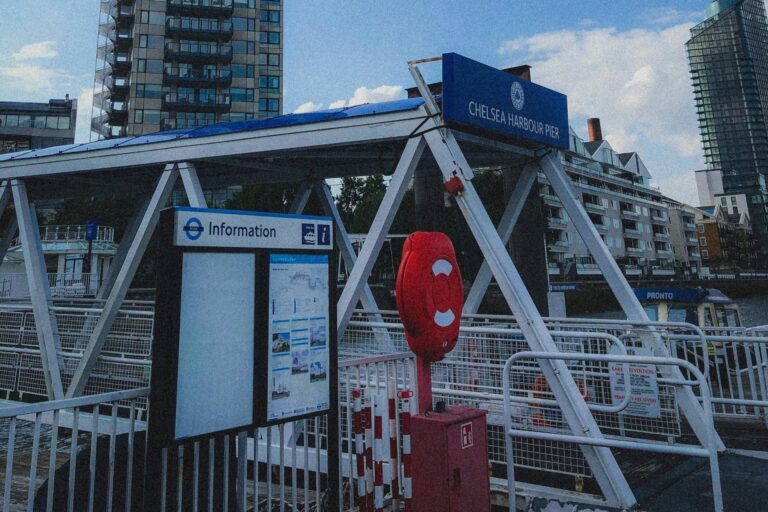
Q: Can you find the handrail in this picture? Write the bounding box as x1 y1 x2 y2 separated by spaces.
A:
346 320 633 414
0 387 149 418
502 352 722 512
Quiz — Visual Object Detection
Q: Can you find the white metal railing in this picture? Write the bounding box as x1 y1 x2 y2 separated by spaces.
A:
503 352 722 512
16 225 116 244
0 387 149 512
0 273 104 299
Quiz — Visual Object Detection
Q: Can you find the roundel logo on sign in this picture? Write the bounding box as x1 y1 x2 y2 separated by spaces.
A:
183 217 204 241
396 232 463 362
511 81 525 111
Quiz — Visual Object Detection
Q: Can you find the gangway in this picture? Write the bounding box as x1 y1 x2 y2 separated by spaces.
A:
0 53 765 509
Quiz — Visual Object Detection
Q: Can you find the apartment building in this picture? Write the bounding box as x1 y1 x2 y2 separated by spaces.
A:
92 0 283 139
696 205 759 270
542 119 674 279
665 199 703 276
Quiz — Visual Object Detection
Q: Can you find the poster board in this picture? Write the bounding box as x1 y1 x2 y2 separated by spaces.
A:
609 346 661 418
149 207 336 445
263 253 332 423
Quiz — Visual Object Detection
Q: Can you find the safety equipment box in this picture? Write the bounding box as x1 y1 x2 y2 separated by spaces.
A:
411 406 490 512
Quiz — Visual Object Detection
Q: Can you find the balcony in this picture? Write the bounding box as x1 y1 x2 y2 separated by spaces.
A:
165 41 233 63
651 214 667 223
164 67 232 86
547 217 568 229
161 117 218 131
620 208 640 218
547 240 570 252
687 237 699 244
584 201 605 212
625 245 644 254
162 92 231 112
653 232 669 240
541 193 561 204
107 100 129 119
685 222 697 230
623 227 642 237
166 18 233 40
167 0 234 16
107 52 131 69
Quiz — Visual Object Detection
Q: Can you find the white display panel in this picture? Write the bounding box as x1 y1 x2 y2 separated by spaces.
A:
267 254 330 422
175 252 255 440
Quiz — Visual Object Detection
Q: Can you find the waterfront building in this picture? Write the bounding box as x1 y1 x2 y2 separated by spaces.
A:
664 199 703 276
542 119 674 279
0 98 77 154
92 0 283 139
686 0 768 256
695 204 759 270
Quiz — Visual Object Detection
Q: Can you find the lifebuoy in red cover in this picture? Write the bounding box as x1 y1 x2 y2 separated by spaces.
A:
396 232 463 362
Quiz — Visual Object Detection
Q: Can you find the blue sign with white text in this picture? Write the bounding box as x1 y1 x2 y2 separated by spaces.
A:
442 53 569 149
86 220 98 241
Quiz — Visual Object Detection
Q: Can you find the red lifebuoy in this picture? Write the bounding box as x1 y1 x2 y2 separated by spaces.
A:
396 232 463 362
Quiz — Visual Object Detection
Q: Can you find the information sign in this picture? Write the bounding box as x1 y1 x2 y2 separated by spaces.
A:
85 219 98 241
442 52 569 148
609 346 661 418
266 253 331 422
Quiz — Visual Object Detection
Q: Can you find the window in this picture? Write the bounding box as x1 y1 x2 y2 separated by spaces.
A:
232 63 255 78
234 0 255 6
232 40 256 54
4 115 18 127
136 84 163 99
230 87 254 102
18 115 31 128
721 197 727 206
701 249 709 259
259 31 280 45
259 52 280 67
140 10 166 25
260 10 280 23
698 224 705 233
134 109 160 124
731 196 737 205
699 236 707 246
259 76 280 91
232 17 255 31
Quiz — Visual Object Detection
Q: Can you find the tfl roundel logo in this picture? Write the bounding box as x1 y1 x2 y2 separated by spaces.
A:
183 217 204 241
511 82 525 111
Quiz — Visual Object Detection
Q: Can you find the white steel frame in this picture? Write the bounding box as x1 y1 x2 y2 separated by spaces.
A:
0 58 725 507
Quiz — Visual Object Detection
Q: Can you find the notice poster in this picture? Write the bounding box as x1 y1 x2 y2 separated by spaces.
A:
609 346 661 418
267 254 330 422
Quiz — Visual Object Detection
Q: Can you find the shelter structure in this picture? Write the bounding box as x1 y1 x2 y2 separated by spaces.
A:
0 54 722 509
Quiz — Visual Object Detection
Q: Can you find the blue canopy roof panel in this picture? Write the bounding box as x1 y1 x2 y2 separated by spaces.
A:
0 98 426 164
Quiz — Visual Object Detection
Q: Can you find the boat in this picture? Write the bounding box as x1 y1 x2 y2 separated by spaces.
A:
633 286 743 328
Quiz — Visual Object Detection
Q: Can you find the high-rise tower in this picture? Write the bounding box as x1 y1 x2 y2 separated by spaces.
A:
91 0 283 139
686 0 768 256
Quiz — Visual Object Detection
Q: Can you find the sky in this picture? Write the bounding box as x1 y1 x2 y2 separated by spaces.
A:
0 0 727 205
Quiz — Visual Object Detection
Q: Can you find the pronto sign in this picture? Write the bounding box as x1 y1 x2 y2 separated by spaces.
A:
442 52 569 149
174 207 333 250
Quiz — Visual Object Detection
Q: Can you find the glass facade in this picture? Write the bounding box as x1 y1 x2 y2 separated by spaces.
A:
92 0 283 139
686 0 768 255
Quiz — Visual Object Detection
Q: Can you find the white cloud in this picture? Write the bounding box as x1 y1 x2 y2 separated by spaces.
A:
296 85 404 113
293 101 323 113
0 64 64 95
347 85 404 107
75 87 94 143
13 41 58 61
498 23 704 199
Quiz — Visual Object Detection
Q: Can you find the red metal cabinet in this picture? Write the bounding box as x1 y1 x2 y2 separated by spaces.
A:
411 406 490 512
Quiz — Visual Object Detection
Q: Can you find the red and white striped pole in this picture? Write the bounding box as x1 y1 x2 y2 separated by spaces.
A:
352 389 368 512
398 389 413 511
373 393 385 512
387 379 400 506
364 392 375 511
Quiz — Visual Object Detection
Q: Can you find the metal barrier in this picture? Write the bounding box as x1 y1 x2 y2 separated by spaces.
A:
0 387 148 512
502 351 722 512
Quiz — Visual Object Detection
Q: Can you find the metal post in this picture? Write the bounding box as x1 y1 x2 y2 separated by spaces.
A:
11 179 65 399
0 217 18 267
464 164 538 314
423 129 636 507
336 137 426 338
67 166 179 397
97 196 151 300
289 181 313 214
314 180 395 350
178 162 207 208
539 152 725 451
